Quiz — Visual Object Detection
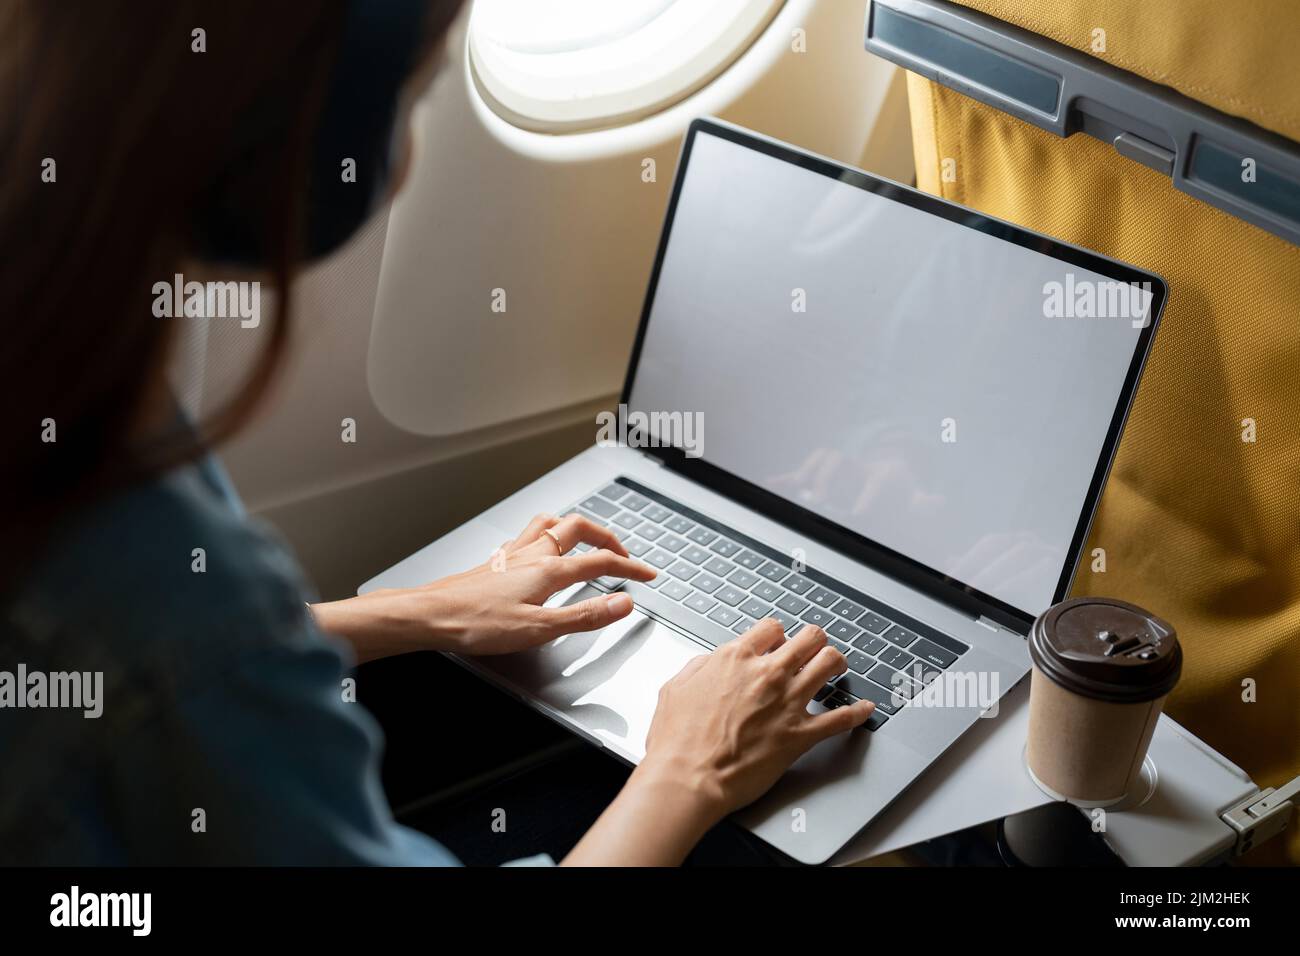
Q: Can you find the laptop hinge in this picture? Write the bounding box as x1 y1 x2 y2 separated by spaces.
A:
976 614 1007 633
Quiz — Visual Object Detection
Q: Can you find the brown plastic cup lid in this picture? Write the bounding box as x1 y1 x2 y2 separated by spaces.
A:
1029 596 1181 703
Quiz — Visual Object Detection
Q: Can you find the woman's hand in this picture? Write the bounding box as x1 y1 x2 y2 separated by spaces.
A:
309 512 656 662
642 620 875 813
564 621 874 865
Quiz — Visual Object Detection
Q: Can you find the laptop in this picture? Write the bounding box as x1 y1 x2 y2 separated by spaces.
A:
362 118 1166 864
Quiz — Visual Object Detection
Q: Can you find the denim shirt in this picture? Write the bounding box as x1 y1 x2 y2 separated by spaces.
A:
0 454 467 865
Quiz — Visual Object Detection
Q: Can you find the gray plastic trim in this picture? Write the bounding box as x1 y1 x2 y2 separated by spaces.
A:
866 0 1300 246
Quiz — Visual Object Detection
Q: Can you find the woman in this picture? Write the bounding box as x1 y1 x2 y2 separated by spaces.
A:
0 0 872 865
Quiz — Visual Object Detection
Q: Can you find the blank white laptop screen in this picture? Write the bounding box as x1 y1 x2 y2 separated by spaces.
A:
627 129 1151 618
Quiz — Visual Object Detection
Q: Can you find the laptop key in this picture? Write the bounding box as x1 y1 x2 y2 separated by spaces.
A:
620 493 650 511
882 625 919 648
680 545 712 564
624 575 763 652
714 585 747 607
709 538 742 558
800 607 836 628
664 516 695 534
910 637 958 669
781 573 814 595
702 556 733 577
852 634 888 656
644 549 674 569
807 587 838 608
827 620 863 643
846 651 873 674
730 616 755 635
858 611 891 634
751 581 783 602
661 580 692 601
727 568 759 589
912 663 943 686
613 512 642 530
691 573 724 594
828 636 852 656
879 646 915 670
734 550 765 570
776 593 810 615
832 673 901 715
684 592 718 615
638 524 665 542
770 610 800 633
581 496 619 519
831 598 866 622
685 526 718 546
659 534 688 553
708 605 742 628
667 561 698 581
868 663 920 699
598 484 627 502
738 598 772 620
625 537 652 557
596 576 626 590
865 709 889 732
642 504 672 523
756 561 788 582
813 684 835 702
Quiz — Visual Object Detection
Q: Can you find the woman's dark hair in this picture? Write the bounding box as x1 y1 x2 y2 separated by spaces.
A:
0 1 464 575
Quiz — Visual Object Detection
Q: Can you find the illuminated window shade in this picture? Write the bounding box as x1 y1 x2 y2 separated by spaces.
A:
468 0 785 132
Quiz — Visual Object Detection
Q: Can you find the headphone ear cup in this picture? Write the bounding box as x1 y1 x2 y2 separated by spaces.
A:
302 76 403 260
193 0 434 267
301 0 437 260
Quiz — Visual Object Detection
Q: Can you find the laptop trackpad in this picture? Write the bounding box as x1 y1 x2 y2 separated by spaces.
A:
472 585 704 763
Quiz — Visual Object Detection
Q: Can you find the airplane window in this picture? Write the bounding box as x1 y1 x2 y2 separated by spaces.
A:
468 0 785 132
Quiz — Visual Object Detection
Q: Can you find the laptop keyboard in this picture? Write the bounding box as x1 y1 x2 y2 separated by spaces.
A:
563 476 971 732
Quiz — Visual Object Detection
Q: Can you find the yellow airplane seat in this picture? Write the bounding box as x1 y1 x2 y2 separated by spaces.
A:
870 0 1300 863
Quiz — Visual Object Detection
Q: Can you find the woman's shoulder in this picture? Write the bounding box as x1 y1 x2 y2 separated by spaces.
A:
13 457 321 679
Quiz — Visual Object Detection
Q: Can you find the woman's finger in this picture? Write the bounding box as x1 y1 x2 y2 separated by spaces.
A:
535 591 635 637
802 699 874 743
519 513 628 558
546 549 656 588
773 624 829 672
789 643 849 701
552 513 629 555
734 617 787 656
506 513 560 553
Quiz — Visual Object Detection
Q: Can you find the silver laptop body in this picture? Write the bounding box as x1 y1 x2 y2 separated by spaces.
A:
363 119 1165 864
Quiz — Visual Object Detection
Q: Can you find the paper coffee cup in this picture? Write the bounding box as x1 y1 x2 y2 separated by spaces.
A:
1025 597 1181 807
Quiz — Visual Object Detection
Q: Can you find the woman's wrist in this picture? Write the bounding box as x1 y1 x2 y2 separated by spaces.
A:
308 589 458 664
626 756 730 839
563 758 727 866
613 759 728 863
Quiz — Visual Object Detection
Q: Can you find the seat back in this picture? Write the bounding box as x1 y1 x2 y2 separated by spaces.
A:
895 0 1300 863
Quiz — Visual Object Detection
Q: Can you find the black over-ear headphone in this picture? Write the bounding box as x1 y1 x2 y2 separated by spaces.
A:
197 0 436 265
